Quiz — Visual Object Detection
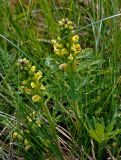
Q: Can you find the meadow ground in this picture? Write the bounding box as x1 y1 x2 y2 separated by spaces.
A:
0 1 121 160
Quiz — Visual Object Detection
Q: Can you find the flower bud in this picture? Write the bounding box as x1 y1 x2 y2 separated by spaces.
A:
31 66 36 72
61 48 68 55
24 88 31 94
31 82 36 88
54 49 61 56
32 95 41 102
34 71 42 81
54 43 60 48
58 20 63 26
40 84 46 90
25 144 31 151
68 54 73 61
24 139 29 145
12 132 18 139
75 44 81 54
59 63 67 71
72 35 79 43
17 133 23 140
51 39 56 45
36 120 41 127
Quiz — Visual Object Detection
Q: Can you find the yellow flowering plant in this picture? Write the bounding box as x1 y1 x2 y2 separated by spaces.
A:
16 58 61 154
18 58 46 103
51 18 82 72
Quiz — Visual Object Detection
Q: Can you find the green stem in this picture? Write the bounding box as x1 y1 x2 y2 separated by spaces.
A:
42 104 64 159
98 143 102 160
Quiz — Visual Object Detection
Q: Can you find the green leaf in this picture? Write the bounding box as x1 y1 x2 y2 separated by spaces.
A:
89 129 101 143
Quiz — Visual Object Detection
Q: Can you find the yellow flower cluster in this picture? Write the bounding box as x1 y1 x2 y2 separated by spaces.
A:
51 35 81 60
18 58 45 103
51 19 82 71
27 111 41 127
12 131 31 151
58 18 74 30
12 110 42 151
51 40 68 56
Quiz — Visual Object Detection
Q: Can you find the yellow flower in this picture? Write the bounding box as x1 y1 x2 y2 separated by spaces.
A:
24 88 31 94
34 71 42 81
19 58 29 65
27 116 32 122
36 120 41 127
20 86 25 91
12 132 18 139
30 111 35 116
112 142 117 147
68 54 74 60
75 44 81 51
54 43 63 49
59 44 63 48
57 36 61 40
24 139 29 145
59 63 67 71
51 39 56 45
71 44 76 52
25 144 31 151
31 82 36 88
61 48 68 55
58 20 63 26
54 43 60 48
65 24 68 28
22 80 28 85
26 130 30 134
66 43 69 48
40 84 46 90
17 133 23 140
31 66 36 72
54 49 61 56
32 95 41 102
67 20 73 25
71 44 81 54
72 35 79 43
61 18 65 22
30 111 36 119
68 26 73 30
75 44 81 54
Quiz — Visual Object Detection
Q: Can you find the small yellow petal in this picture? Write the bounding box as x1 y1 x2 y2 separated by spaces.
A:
58 20 63 26
71 44 76 52
27 116 32 122
54 49 61 56
61 48 68 55
24 88 31 94
59 63 67 71
68 54 73 60
32 95 41 102
31 82 36 88
34 71 42 81
17 134 23 140
36 120 41 127
22 80 28 85
24 139 29 145
40 84 46 90
12 132 18 139
51 39 56 45
112 142 117 147
31 66 36 72
75 44 81 51
25 145 31 151
72 35 79 43
54 43 60 48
